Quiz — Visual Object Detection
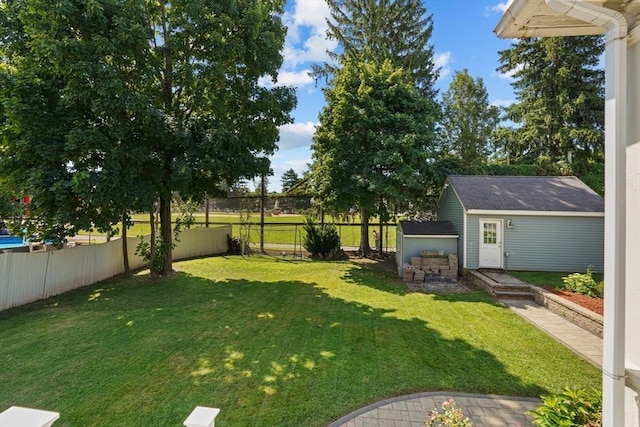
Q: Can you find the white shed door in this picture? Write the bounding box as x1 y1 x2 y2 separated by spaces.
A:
479 220 502 268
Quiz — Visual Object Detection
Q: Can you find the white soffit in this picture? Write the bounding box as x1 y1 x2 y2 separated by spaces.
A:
495 0 627 38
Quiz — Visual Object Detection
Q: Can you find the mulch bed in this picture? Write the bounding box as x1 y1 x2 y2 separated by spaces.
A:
543 287 603 315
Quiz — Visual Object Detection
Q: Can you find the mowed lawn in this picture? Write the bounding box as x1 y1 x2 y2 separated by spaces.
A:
0 256 599 426
82 213 397 248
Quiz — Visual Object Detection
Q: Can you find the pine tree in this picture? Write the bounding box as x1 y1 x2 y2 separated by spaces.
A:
313 0 439 97
496 36 604 164
281 169 300 193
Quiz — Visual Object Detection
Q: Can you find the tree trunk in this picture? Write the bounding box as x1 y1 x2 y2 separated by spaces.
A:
159 194 173 276
205 195 210 228
260 174 265 253
149 208 158 280
359 207 371 256
122 212 131 276
378 221 384 256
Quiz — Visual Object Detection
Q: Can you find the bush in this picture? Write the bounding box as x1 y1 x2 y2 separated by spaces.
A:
528 387 602 427
562 266 603 298
425 399 473 427
302 218 342 259
227 235 249 255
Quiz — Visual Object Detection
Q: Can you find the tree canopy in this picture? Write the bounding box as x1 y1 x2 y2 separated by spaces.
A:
0 0 295 275
496 36 604 164
439 70 500 166
311 60 437 254
281 169 301 193
314 0 439 98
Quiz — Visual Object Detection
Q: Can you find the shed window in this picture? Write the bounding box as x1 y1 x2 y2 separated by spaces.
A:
483 223 497 244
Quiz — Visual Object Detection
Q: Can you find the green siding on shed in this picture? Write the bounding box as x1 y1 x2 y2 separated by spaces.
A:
436 177 604 273
465 214 604 272
436 186 465 269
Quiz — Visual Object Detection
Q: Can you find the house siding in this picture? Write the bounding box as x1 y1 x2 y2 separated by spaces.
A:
465 214 604 272
436 185 465 269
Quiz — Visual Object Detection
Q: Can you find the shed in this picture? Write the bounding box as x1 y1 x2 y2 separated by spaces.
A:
395 220 458 277
436 175 604 272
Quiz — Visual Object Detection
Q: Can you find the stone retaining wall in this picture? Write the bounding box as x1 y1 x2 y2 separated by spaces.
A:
530 285 603 337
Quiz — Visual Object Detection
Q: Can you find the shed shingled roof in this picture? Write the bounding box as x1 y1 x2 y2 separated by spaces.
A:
399 220 458 236
447 175 604 212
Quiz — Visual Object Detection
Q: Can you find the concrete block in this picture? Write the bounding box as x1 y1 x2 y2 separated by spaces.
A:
0 406 60 427
184 406 220 427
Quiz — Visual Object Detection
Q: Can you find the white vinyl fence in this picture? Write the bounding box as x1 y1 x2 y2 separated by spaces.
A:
0 225 231 312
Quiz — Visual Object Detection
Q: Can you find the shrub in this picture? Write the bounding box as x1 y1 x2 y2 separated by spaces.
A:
562 265 603 298
528 387 602 427
302 218 342 259
227 235 249 255
425 399 473 427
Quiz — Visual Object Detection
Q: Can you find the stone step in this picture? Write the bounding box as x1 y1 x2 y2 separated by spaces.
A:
494 290 535 300
490 283 531 292
468 270 535 300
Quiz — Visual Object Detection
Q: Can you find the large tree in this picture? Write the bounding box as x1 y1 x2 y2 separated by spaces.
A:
312 60 437 255
0 0 158 244
496 36 604 164
314 0 439 98
310 0 440 254
280 168 300 193
0 0 295 275
439 70 500 166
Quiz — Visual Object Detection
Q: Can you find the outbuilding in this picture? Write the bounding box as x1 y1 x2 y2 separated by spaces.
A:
436 175 604 272
395 220 458 277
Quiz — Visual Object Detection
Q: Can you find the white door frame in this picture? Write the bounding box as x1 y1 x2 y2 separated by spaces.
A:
478 219 503 269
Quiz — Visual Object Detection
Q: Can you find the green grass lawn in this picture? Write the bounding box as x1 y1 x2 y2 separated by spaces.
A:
510 270 604 289
0 257 600 426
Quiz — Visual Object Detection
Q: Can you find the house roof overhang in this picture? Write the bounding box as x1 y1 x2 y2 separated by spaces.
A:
494 0 630 38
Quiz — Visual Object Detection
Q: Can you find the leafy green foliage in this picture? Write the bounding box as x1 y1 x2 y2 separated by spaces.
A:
312 60 438 252
302 218 342 259
315 0 439 98
0 0 295 273
135 235 176 275
528 388 602 427
440 70 500 166
281 168 301 193
496 36 604 165
425 399 473 427
562 266 603 298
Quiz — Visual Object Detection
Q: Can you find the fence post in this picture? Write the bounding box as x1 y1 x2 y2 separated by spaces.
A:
294 224 298 256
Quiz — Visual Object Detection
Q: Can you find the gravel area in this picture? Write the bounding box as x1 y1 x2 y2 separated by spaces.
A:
405 274 472 294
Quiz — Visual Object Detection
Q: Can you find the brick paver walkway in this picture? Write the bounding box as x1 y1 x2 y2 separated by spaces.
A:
328 392 541 427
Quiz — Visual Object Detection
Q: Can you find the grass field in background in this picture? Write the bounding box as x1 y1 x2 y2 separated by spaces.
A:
0 256 600 426
80 212 397 248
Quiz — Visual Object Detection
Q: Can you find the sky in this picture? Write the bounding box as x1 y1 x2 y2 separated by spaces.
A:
265 0 516 192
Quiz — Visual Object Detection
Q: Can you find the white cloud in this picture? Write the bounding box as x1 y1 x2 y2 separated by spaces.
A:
269 157 312 192
491 99 514 108
496 63 523 81
486 1 513 14
435 51 452 81
278 70 315 86
259 70 315 89
277 121 317 151
282 0 337 69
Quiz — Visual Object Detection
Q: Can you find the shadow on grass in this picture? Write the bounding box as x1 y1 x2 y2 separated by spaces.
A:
0 268 555 427
341 262 409 295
